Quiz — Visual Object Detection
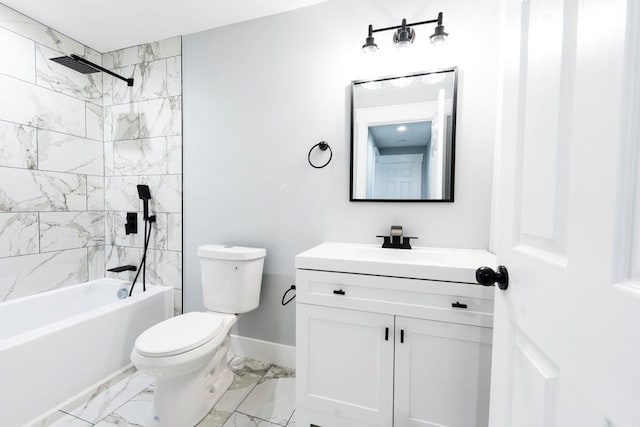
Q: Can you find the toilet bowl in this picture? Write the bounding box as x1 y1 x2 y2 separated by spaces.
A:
131 312 237 427
131 245 266 427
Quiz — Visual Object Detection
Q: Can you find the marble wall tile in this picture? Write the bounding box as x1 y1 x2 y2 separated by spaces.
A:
84 46 102 66
0 213 39 257
105 211 168 250
0 5 86 60
138 60 168 101
88 245 105 281
146 249 182 289
109 64 139 105
167 213 182 251
0 168 86 212
0 26 35 83
36 44 102 103
106 103 139 141
0 247 88 302
38 130 103 175
103 107 113 142
140 175 182 213
113 137 167 176
148 212 168 250
0 120 37 169
139 96 181 138
103 46 138 70
111 60 169 104
87 176 105 210
86 102 103 141
105 245 140 281
102 74 115 107
105 211 139 248
0 73 86 137
105 176 139 211
167 57 181 97
104 141 114 176
40 211 104 251
139 36 181 63
167 135 182 174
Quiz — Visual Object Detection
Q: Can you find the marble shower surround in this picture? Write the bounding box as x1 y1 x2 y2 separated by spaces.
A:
102 37 183 311
0 3 183 310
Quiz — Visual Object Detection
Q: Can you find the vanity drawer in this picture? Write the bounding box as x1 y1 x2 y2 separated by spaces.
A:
296 269 494 328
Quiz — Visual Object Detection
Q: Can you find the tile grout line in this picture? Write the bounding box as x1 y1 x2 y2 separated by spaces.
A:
55 409 94 426
234 410 287 427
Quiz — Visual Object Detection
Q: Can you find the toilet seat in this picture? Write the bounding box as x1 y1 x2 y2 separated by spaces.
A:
135 312 224 357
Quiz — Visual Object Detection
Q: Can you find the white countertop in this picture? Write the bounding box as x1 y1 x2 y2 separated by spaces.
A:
295 242 496 283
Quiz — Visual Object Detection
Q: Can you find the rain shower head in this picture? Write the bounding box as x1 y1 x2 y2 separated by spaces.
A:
50 55 101 74
49 54 134 86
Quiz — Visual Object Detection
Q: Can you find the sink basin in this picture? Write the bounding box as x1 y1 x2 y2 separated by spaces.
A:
295 242 496 283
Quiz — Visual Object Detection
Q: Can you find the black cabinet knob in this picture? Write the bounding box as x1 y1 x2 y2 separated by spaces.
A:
476 266 509 290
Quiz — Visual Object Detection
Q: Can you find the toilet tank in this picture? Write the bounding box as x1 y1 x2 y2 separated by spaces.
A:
197 245 266 314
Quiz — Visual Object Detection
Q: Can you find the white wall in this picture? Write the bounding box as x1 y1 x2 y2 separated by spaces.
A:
183 0 500 345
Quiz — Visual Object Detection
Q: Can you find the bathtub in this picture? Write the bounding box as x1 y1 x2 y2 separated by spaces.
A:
0 278 173 427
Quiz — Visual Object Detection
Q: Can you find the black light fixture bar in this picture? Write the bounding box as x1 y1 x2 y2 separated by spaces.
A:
362 12 448 53
70 54 134 86
371 14 442 34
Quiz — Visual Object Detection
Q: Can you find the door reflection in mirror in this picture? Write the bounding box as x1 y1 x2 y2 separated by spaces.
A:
351 68 457 202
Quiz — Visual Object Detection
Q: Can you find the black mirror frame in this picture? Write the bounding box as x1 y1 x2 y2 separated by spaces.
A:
349 67 459 202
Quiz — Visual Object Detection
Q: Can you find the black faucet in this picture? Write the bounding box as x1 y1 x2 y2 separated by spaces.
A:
376 225 417 250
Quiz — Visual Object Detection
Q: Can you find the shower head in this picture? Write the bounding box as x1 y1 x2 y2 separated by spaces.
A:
49 54 134 86
137 185 152 220
137 184 151 201
50 55 101 74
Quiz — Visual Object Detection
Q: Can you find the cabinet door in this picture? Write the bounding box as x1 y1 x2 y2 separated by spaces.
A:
394 317 493 427
296 304 394 427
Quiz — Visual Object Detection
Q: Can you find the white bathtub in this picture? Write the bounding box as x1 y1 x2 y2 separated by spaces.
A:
0 278 173 427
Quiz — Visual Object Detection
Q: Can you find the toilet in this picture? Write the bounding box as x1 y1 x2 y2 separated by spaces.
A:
131 244 266 427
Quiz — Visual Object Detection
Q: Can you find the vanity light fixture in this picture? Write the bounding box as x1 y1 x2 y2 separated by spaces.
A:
362 12 448 53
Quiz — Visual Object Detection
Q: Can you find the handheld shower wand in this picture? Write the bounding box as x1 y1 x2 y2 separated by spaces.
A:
137 184 152 220
129 185 155 296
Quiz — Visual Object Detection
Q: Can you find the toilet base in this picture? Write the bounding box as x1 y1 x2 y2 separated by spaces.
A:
148 338 234 427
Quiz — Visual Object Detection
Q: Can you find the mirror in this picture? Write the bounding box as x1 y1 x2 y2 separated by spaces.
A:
350 68 458 202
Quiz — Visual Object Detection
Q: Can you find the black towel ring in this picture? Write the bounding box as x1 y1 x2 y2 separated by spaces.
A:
308 141 332 169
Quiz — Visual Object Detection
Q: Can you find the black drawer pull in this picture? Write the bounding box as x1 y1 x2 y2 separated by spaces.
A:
400 329 405 343
333 289 346 295
452 301 468 309
385 327 389 341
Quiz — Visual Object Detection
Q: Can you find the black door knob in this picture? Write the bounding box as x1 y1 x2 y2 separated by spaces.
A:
476 266 509 290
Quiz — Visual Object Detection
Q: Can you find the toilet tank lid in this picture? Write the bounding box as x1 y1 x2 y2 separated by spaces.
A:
198 244 266 260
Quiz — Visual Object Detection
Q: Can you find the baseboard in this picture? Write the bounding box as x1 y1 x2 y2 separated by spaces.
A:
230 335 295 369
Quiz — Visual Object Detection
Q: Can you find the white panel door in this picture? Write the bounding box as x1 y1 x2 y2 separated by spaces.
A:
490 0 640 426
394 317 493 427
296 304 394 427
374 154 423 199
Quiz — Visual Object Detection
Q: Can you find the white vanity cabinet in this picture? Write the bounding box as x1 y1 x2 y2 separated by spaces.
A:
295 243 495 427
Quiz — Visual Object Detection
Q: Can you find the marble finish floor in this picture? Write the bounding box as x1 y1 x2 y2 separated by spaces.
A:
34 357 296 427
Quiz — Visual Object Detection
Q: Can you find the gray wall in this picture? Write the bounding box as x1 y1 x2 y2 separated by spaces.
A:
183 0 500 346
